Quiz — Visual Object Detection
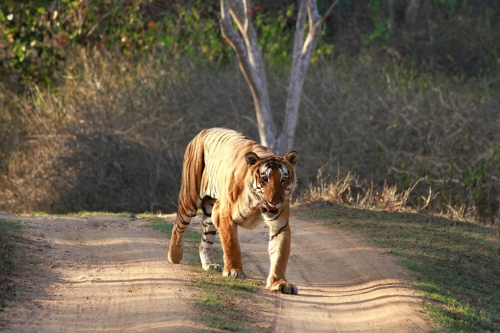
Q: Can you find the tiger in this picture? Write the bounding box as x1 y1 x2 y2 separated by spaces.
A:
168 128 299 294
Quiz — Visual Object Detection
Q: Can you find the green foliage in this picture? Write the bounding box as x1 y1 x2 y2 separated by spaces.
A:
364 0 389 45
253 4 333 66
2 0 91 87
0 1 233 90
1 1 339 90
156 3 232 63
254 5 293 66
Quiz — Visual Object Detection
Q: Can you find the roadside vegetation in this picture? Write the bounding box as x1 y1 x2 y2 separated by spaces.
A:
296 176 500 332
0 218 23 311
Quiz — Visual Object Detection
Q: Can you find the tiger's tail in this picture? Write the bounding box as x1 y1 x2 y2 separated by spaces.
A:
168 132 206 264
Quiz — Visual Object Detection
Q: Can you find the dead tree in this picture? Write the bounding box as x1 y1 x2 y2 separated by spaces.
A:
220 0 338 155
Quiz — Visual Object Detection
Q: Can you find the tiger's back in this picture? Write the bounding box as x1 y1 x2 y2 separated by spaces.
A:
199 128 275 203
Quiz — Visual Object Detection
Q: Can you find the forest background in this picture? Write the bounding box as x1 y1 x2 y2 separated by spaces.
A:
0 0 499 224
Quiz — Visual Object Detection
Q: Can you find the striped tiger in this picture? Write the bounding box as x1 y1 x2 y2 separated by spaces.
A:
168 128 299 294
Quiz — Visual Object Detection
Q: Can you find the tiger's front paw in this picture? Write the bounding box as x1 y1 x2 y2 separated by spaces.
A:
223 269 247 279
268 279 298 295
203 263 223 272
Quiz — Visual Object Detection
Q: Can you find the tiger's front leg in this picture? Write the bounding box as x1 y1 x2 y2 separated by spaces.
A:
266 214 298 295
199 197 222 272
214 203 247 279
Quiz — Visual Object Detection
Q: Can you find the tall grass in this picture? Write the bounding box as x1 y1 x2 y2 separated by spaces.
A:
0 51 498 223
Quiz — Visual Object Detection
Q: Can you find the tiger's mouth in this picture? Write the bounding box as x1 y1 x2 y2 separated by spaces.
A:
262 206 279 217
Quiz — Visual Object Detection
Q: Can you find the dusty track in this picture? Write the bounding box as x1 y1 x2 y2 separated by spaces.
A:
0 213 434 332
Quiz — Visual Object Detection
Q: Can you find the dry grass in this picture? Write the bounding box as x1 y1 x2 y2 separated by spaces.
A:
300 171 419 213
0 51 498 223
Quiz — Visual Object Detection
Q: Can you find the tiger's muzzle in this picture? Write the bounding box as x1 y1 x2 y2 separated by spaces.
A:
261 201 283 218
261 206 279 218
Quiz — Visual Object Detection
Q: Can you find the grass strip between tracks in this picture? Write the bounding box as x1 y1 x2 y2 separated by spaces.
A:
150 217 270 332
0 218 24 311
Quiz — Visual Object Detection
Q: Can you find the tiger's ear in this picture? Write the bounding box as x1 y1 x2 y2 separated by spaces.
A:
284 150 298 165
245 152 260 166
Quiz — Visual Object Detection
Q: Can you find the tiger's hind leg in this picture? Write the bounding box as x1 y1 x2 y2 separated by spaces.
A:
168 204 198 264
168 180 201 264
168 134 205 264
199 197 222 272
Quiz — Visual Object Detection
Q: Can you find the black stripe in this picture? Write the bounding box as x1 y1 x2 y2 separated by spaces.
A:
270 222 289 240
179 219 190 226
203 231 217 236
238 209 246 220
188 197 198 210
269 208 284 221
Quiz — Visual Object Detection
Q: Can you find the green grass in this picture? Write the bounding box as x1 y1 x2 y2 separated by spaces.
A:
149 216 268 332
0 219 23 310
193 270 263 331
295 203 500 332
0 219 22 266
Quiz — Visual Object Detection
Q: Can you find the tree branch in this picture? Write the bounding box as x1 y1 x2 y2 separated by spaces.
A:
220 0 276 147
277 0 339 154
219 0 338 154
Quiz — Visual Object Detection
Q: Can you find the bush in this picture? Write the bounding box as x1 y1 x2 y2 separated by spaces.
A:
0 0 233 91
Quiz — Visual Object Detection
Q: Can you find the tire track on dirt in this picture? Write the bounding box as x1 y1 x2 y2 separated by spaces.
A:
1 215 206 333
1 214 435 333
239 217 435 333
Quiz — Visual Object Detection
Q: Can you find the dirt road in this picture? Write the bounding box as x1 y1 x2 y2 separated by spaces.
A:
0 213 434 332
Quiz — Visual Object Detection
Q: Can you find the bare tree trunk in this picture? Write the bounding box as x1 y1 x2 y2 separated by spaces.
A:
405 0 421 31
220 0 338 155
388 0 396 38
276 0 338 154
220 0 276 147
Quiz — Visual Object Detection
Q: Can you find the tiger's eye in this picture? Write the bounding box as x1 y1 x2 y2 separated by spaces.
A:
262 176 269 183
281 177 287 183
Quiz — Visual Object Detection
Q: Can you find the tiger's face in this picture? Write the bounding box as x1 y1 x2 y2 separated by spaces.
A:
245 151 298 218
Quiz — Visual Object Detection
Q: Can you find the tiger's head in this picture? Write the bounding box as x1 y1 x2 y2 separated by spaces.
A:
245 150 298 218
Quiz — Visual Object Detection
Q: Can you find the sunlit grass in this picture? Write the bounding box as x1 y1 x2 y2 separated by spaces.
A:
193 270 263 332
0 219 23 266
0 218 23 309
